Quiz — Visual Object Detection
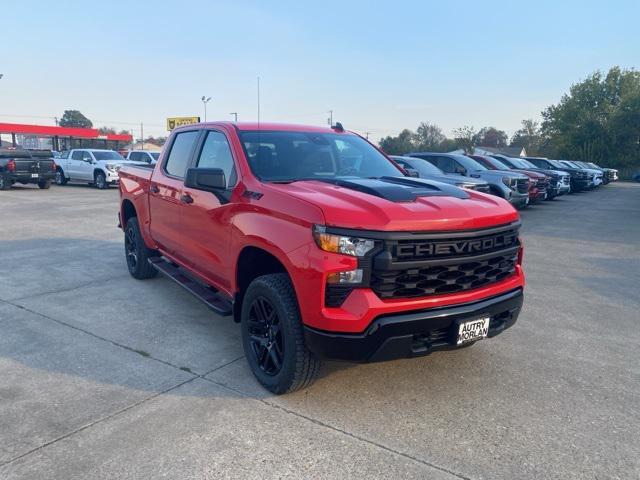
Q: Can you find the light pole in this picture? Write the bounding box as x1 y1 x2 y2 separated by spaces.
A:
201 96 211 122
229 112 238 122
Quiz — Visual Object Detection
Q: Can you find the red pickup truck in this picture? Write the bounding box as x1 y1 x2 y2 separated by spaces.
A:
119 122 525 393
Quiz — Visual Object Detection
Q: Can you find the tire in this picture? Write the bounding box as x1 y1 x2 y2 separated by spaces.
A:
94 171 108 189
0 175 10 190
38 179 51 189
55 169 68 185
241 273 320 394
124 217 158 279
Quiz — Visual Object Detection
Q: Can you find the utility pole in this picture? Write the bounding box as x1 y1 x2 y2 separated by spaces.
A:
229 112 238 122
328 110 333 126
201 96 212 122
140 122 144 150
365 132 370 140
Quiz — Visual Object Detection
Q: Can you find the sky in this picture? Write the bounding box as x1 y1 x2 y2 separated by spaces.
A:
1 0 639 141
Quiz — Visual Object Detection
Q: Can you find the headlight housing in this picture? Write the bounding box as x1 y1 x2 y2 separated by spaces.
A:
502 177 513 187
105 164 117 172
313 225 375 257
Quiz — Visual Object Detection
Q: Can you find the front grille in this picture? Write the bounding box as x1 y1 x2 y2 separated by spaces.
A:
516 179 529 194
476 185 491 194
370 224 520 300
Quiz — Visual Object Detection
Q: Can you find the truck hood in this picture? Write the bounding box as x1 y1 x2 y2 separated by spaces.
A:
471 170 528 181
266 177 518 232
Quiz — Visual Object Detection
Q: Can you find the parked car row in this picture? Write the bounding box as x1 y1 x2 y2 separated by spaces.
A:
391 151 617 209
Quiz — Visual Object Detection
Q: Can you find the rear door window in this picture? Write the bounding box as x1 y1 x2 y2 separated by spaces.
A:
164 131 199 178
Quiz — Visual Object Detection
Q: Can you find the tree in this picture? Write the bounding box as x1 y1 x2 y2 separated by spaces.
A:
379 129 417 155
476 126 508 148
144 136 167 147
59 110 93 128
414 122 446 150
98 126 117 134
452 126 477 154
541 66 640 176
510 119 543 154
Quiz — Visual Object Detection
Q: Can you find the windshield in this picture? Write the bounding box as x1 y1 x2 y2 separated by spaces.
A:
549 160 564 168
150 153 160 160
487 157 511 169
393 156 443 176
93 151 124 161
510 158 531 169
519 159 538 169
239 131 402 182
457 155 487 171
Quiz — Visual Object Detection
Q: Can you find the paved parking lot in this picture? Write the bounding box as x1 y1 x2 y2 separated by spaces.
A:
1 182 639 479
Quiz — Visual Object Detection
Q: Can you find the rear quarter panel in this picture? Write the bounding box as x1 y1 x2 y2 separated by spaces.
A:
119 166 154 248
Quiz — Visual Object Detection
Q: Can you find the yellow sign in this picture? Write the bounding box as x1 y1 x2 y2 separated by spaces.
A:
166 116 201 131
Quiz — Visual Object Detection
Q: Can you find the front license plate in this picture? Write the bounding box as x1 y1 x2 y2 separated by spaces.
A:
457 317 490 345
31 173 39 178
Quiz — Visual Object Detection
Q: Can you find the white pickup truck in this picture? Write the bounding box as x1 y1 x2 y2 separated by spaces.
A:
125 150 160 165
54 149 146 189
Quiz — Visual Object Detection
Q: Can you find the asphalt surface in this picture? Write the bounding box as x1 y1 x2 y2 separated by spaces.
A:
1 182 639 480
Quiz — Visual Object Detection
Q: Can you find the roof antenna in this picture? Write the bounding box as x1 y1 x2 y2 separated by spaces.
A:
331 122 344 132
257 76 261 127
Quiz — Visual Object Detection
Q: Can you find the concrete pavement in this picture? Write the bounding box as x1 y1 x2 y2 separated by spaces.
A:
1 182 639 479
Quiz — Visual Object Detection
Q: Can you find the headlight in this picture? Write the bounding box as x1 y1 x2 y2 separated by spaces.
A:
456 182 475 190
313 225 375 257
105 164 117 172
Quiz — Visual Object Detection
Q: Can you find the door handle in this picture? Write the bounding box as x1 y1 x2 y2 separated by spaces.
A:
180 193 194 204
150 184 159 193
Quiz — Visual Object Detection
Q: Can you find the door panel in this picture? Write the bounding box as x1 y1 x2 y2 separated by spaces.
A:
179 130 237 290
148 130 200 259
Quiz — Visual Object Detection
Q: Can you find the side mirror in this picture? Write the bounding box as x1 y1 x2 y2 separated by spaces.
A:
405 168 420 178
455 166 467 175
184 167 226 191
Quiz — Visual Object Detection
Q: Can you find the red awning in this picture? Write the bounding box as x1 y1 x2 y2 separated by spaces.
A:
0 122 132 142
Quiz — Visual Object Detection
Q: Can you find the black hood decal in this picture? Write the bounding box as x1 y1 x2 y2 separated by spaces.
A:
312 176 469 202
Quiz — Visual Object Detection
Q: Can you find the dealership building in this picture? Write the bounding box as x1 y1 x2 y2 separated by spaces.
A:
0 122 133 151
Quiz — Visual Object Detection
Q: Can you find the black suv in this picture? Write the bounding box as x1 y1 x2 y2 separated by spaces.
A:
525 157 591 192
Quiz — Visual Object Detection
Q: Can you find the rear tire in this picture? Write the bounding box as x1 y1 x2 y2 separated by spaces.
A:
0 175 10 190
95 171 108 189
55 169 68 185
124 217 158 279
38 179 51 189
241 273 320 394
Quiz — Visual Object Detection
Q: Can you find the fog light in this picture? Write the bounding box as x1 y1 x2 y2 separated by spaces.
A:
327 269 363 284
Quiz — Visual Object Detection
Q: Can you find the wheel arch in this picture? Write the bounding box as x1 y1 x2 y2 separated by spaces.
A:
234 246 289 323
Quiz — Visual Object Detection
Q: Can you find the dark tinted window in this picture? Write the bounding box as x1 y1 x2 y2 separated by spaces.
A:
93 151 124 161
165 131 199 178
129 152 142 161
71 150 84 160
196 131 237 188
435 156 456 173
240 131 401 181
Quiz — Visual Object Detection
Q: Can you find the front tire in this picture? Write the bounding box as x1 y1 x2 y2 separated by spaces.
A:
95 171 108 189
38 179 51 189
241 273 320 394
124 217 158 279
55 169 68 185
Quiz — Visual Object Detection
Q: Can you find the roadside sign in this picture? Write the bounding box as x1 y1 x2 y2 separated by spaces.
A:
166 116 201 131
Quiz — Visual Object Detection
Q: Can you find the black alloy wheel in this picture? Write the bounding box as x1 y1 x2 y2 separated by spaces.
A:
247 296 284 376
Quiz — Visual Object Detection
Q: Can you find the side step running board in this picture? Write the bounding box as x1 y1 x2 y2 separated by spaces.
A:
148 257 233 316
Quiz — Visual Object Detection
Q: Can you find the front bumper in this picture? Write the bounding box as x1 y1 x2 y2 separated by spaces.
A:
507 190 529 207
106 170 120 183
304 288 523 362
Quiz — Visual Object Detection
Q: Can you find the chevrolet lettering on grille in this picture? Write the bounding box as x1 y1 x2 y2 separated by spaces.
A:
395 232 518 259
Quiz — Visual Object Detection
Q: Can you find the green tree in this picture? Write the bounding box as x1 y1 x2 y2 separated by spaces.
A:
510 119 543 154
379 129 417 155
541 66 640 176
59 110 93 128
476 126 508 148
414 122 446 150
452 126 477 154
98 126 117 134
